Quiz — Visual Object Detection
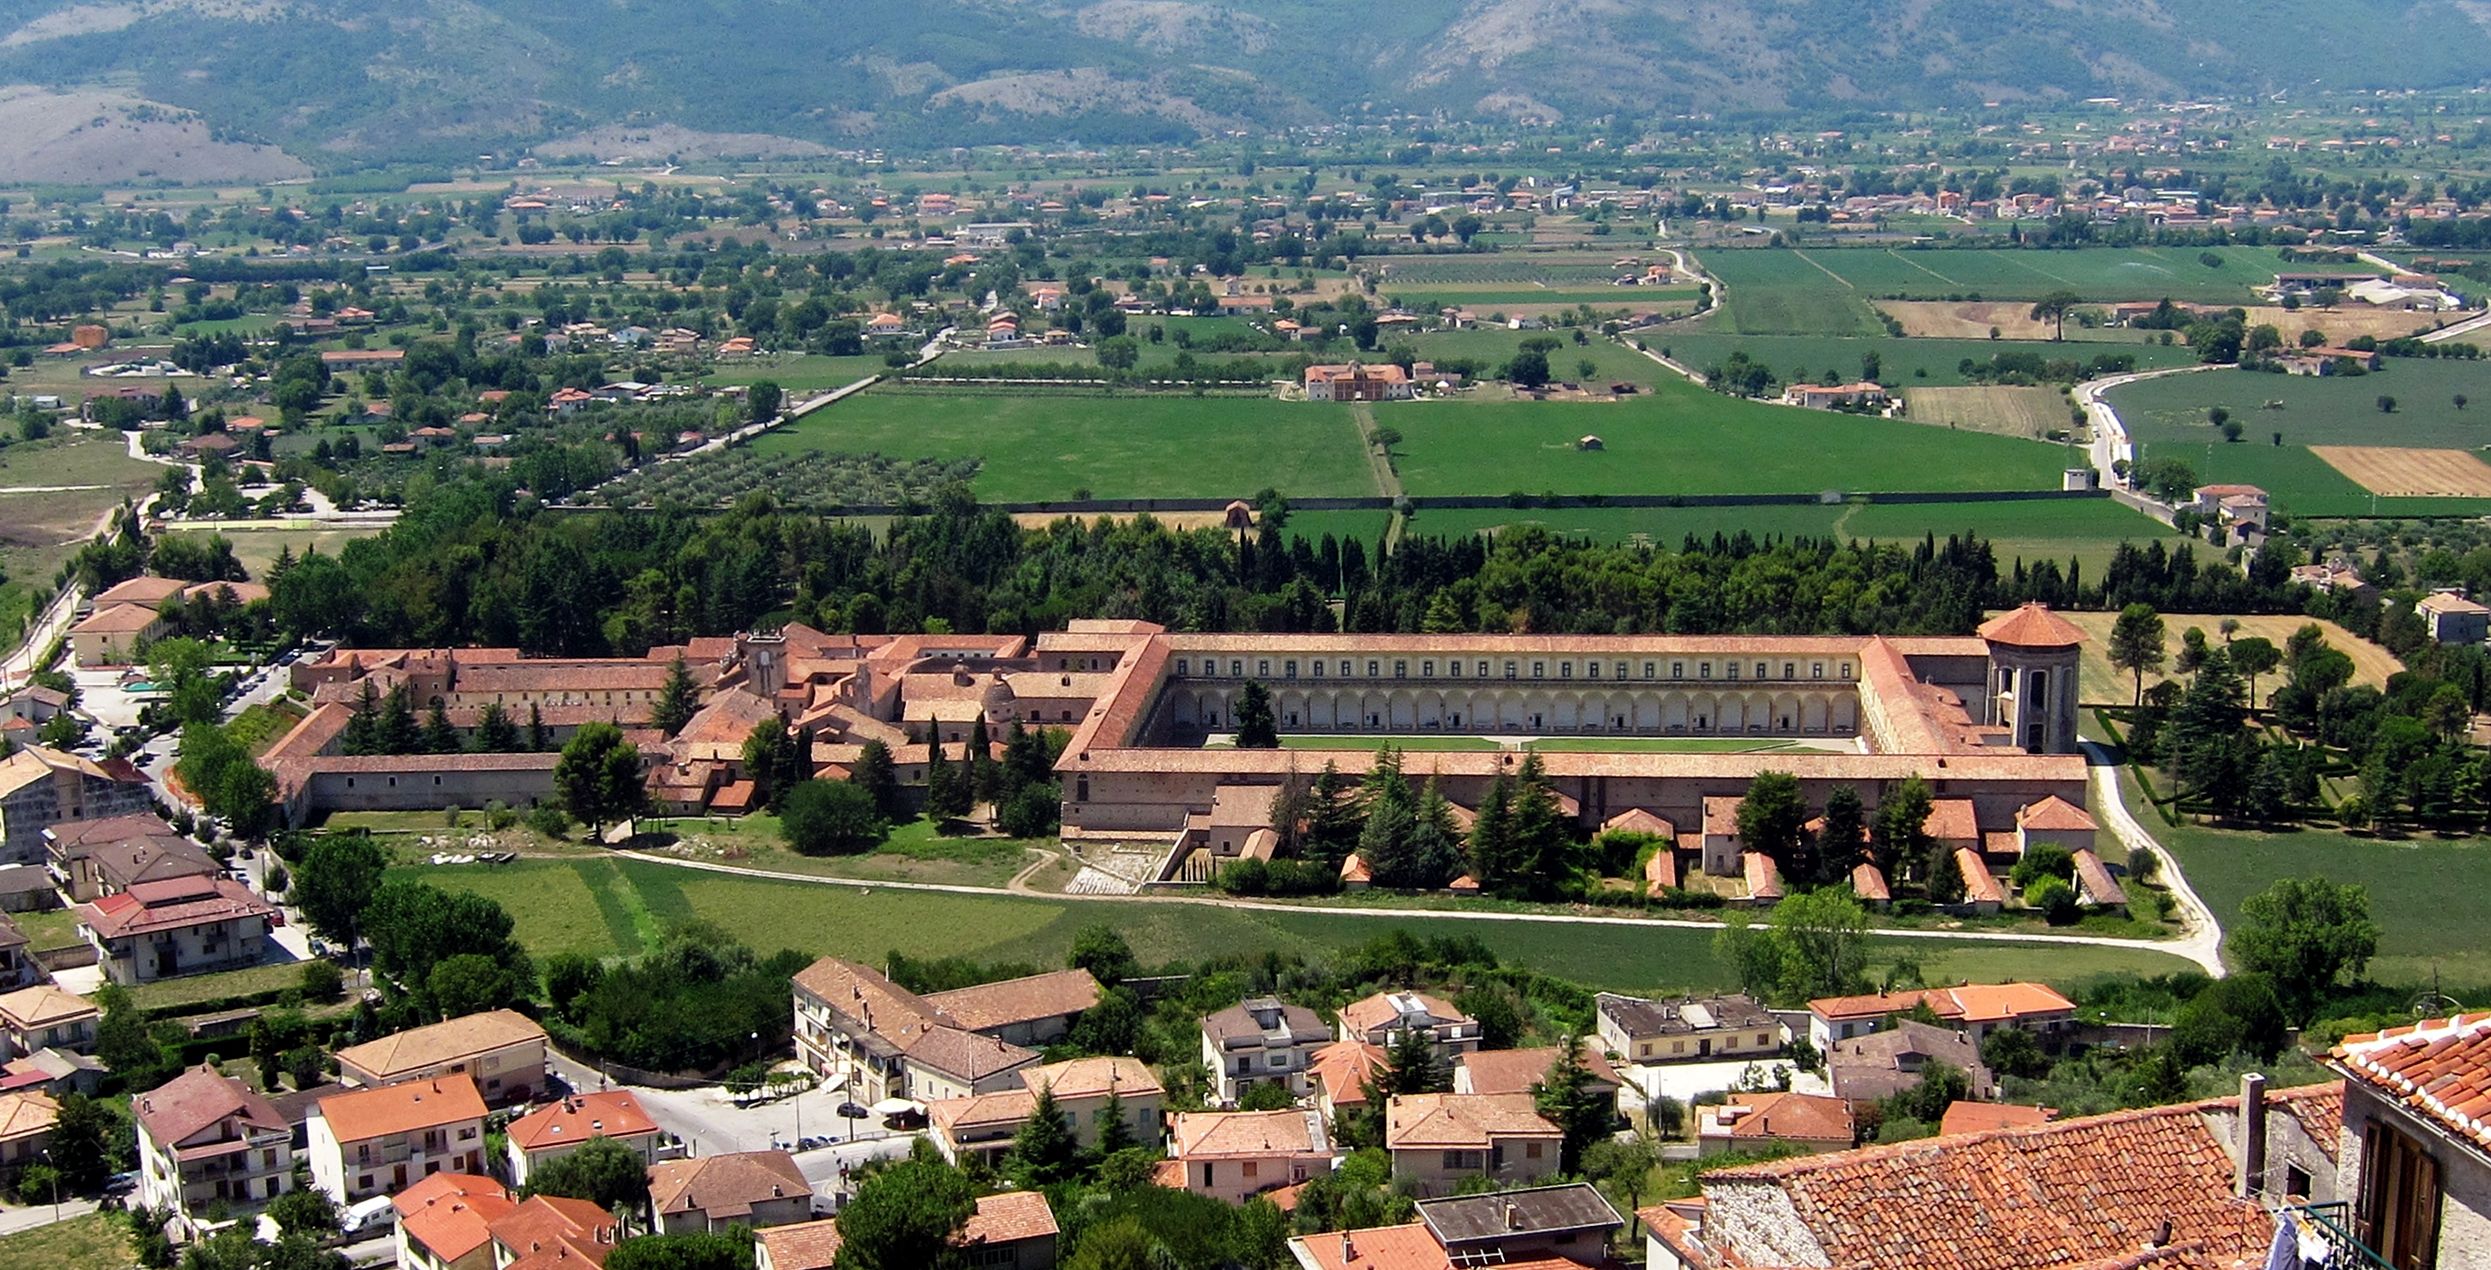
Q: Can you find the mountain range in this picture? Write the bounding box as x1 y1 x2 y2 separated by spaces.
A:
2 0 2489 174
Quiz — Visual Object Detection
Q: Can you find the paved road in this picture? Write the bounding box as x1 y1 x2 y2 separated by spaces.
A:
0 1196 99 1237
612 847 2209 966
2420 309 2491 344
2074 363 2219 488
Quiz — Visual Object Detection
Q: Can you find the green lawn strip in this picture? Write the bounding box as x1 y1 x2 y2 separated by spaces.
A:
2115 768 2491 985
699 353 890 394
228 700 309 758
1389 377 2068 497
1401 502 1848 545
753 389 1375 501
638 815 1036 888
124 960 314 1013
1525 737 1794 753
428 859 2193 995
13 906 86 952
0 1212 137 1270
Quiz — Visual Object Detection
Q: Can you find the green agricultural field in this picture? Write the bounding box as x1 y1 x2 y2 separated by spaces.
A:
1389 286 1701 309
2116 772 2491 987
1380 259 1622 286
1406 329 1674 388
754 388 1379 502
417 856 2195 995
1696 250 1886 335
1388 377 2073 498
1655 333 2196 388
699 354 890 395
1400 502 1849 545
1800 245 2372 303
1275 510 1393 547
2106 360 2491 517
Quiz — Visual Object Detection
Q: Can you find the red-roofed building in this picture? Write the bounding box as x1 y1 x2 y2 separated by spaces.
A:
77 876 276 984
504 1091 665 1183
488 1194 618 1270
308 1075 489 1203
1291 1183 1623 1270
1698 1090 1856 1155
394 1172 516 1270
2330 1012 2491 1268
754 1191 1058 1270
133 1064 294 1234
1806 981 2077 1051
1304 363 1414 402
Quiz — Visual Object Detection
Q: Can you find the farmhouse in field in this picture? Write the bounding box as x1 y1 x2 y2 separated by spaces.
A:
1304 362 1413 402
1779 381 1889 410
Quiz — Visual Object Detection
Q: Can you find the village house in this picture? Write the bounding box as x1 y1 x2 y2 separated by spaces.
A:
44 814 217 903
755 1192 1058 1270
1338 990 1481 1059
1308 1039 1389 1124
0 985 99 1057
134 1064 295 1235
0 745 152 867
393 1172 516 1270
1805 981 2077 1051
1780 381 1890 410
503 1090 665 1184
307 1075 490 1204
79 876 277 984
1165 1109 1333 1204
645 1149 812 1234
1698 1091 1857 1155
1453 1041 1622 1103
790 956 1099 1104
1384 1092 1564 1196
1290 1183 1623 1270
929 1055 1163 1164
1595 992 1782 1064
2328 1012 2491 1269
333 1009 549 1107
0 1090 56 1180
487 1193 619 1270
1641 1079 2345 1270
1200 995 1332 1105
2420 590 2491 645
1826 1018 1999 1103
1304 363 1414 403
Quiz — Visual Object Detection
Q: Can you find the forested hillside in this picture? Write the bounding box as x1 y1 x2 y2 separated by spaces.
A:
0 0 2484 161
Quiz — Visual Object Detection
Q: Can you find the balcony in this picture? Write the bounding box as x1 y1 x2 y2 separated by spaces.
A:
2283 1202 2393 1270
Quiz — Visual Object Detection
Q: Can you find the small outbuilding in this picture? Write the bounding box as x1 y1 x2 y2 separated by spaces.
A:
1577 435 1604 451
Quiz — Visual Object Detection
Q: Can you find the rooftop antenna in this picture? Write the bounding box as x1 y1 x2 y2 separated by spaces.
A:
2411 964 2463 1020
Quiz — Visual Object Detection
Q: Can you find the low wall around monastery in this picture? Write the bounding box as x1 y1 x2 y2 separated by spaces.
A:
302 762 560 817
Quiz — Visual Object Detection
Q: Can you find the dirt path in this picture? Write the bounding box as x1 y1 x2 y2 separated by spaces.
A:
1790 249 1856 289
1350 403 1409 549
2083 743 2226 976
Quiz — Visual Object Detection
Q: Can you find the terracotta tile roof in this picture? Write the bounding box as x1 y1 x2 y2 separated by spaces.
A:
394 1173 516 1263
2071 848 2125 906
1938 1101 2054 1136
71 603 160 635
1203 997 1329 1048
646 1149 807 1218
1977 602 2086 649
1644 844 1680 893
2018 795 2097 833
0 985 99 1030
1957 849 2005 904
1701 796 1742 838
317 1075 486 1143
1028 1054 1159 1100
1340 990 1468 1037
506 1091 659 1152
1310 1040 1389 1107
2331 1011 2491 1152
79 878 273 940
93 576 192 607
1384 1093 1559 1150
0 1090 57 1142
1697 1095 2307 1270
1851 861 1891 902
1172 1109 1325 1158
756 1219 847 1270
489 1194 615 1270
924 968 1101 1033
1288 1222 1449 1270
1605 807 1675 837
334 1010 547 1082
1708 1090 1855 1144
1928 799 1981 843
928 1089 1035 1134
1455 1041 1619 1096
134 1065 286 1147
1809 982 2075 1026
1744 850 1785 900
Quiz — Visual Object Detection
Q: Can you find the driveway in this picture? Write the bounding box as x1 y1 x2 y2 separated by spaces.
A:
544 1049 923 1191
1617 1056 1830 1113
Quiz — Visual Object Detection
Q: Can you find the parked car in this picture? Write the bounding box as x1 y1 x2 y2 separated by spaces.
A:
341 1195 396 1234
835 1102 869 1120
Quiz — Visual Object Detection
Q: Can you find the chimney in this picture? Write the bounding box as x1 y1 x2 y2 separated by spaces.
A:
2236 1072 2268 1199
1340 1231 1355 1262
1505 1201 1523 1230
2150 1217 2172 1249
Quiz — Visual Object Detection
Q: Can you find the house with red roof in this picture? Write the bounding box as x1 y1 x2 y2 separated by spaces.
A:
754 1191 1058 1270
393 1172 516 1270
134 1064 295 1234
2329 1012 2491 1269
504 1090 665 1183
308 1075 489 1203
77 876 276 984
488 1194 619 1270
1806 981 2077 1051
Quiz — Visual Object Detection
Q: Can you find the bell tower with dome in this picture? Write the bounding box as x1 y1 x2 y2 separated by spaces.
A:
1977 603 2085 755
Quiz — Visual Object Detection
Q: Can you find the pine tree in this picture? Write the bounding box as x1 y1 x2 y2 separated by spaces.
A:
1306 761 1363 865
926 740 969 820
342 681 380 756
1094 1088 1136 1158
651 656 699 736
1385 1027 1446 1095
1008 1085 1078 1189
527 703 551 752
1357 792 1418 887
967 715 997 806
1819 785 1866 878
1408 776 1464 888
1004 718 1051 792
1535 1037 1612 1175
422 700 462 754
1871 776 1933 879
1925 838 1966 903
1508 753 1570 898
377 683 421 755
476 702 520 753
1233 680 1280 748
1468 772 1517 890
851 739 900 819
